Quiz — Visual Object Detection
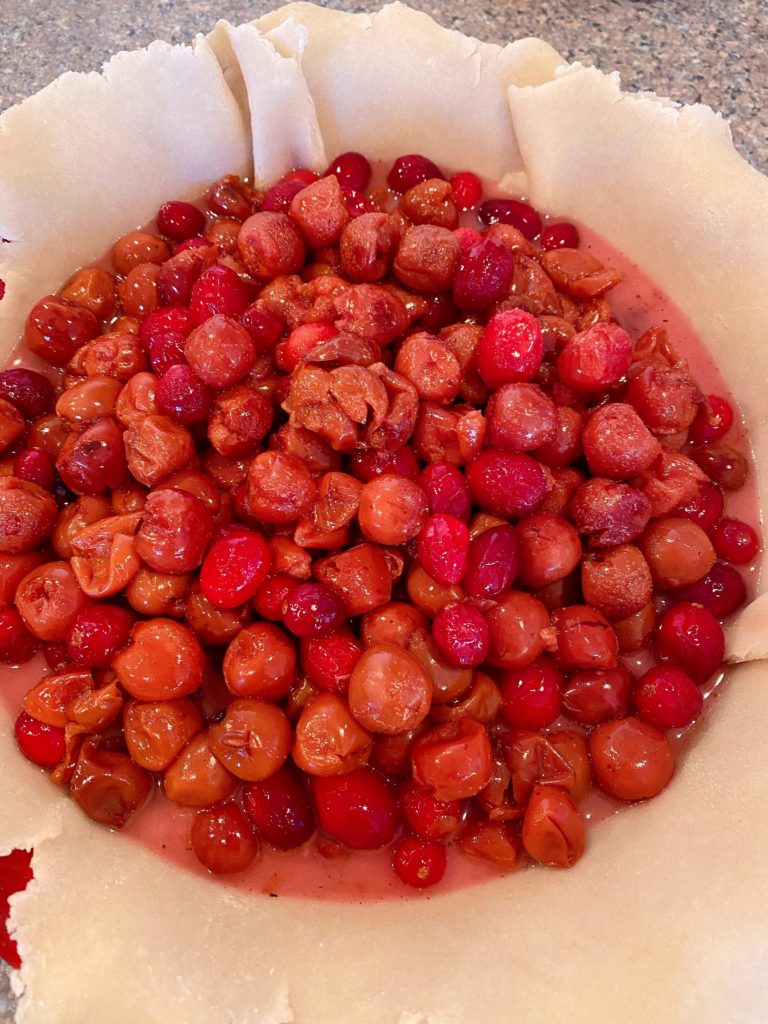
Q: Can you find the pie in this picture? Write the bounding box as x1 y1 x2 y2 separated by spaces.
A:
1 4 768 1023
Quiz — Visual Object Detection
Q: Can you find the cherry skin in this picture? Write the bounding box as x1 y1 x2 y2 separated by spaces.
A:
312 768 400 850
432 603 489 669
282 582 345 638
199 528 271 609
15 711 65 767
450 171 483 211
387 154 444 192
478 198 542 240
500 658 563 730
300 627 363 695
0 368 54 418
13 449 55 491
654 602 725 683
417 514 470 586
157 201 206 242
688 394 734 444
540 222 580 250
709 518 760 565
392 837 447 889
326 151 372 191
190 803 259 874
477 309 544 390
252 574 300 622
401 779 463 841
66 604 134 668
675 562 747 619
242 765 315 850
0 609 39 664
633 666 703 730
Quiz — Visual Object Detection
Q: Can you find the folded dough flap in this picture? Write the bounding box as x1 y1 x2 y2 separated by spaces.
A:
0 36 251 353
507 64 768 494
254 2 564 185
205 20 326 186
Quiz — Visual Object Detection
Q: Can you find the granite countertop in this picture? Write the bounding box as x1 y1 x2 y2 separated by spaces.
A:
1 0 766 171
0 1 765 1021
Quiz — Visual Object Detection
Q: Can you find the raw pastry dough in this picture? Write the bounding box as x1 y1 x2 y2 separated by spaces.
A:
0 37 250 325
1 5 768 1024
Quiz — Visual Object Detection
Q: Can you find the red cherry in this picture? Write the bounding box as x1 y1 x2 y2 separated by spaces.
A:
540 222 580 250
500 658 563 729
14 712 65 767
633 666 703 730
348 446 420 482
281 168 319 186
138 305 194 351
688 394 734 445
432 603 489 668
676 481 724 532
418 463 471 520
157 201 206 242
282 582 345 638
312 768 400 849
0 368 54 418
200 529 271 609
416 293 460 333
24 297 99 367
417 514 470 586
466 450 549 519
341 186 377 218
155 364 213 425
190 264 250 324
252 574 300 621
12 449 55 491
562 665 632 725
190 803 259 874
464 525 519 601
478 309 544 389
242 766 315 850
149 331 187 375
556 323 633 394
261 178 306 213
675 563 747 619
174 236 209 254
300 627 363 694
387 154 444 192
238 303 283 353
66 604 134 668
43 640 70 669
452 238 515 310
392 837 447 889
655 602 725 683
0 608 39 664
401 779 463 840
326 151 372 191
709 518 760 565
450 171 483 211
478 198 542 240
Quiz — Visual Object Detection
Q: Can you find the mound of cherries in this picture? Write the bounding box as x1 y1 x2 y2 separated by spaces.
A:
0 150 758 891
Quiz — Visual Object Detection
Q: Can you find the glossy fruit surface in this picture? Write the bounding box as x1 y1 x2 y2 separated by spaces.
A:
1 156 752 895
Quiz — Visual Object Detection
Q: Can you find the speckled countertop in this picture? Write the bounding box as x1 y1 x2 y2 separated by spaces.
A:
1 0 767 171
0 1 766 1020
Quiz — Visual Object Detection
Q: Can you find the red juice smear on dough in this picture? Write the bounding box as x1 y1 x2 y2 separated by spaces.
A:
0 197 760 902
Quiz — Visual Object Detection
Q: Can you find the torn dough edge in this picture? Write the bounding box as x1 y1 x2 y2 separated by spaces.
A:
0 4 767 1024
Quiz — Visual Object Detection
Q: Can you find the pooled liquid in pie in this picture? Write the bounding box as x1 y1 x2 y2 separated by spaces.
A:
0 204 758 901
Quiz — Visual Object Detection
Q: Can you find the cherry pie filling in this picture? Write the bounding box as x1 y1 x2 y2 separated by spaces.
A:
0 152 759 953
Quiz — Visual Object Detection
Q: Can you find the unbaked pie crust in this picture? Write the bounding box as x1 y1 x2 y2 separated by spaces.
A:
1 4 768 1022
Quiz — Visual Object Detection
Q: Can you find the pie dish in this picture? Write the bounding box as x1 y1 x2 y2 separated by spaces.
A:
1 4 768 1022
